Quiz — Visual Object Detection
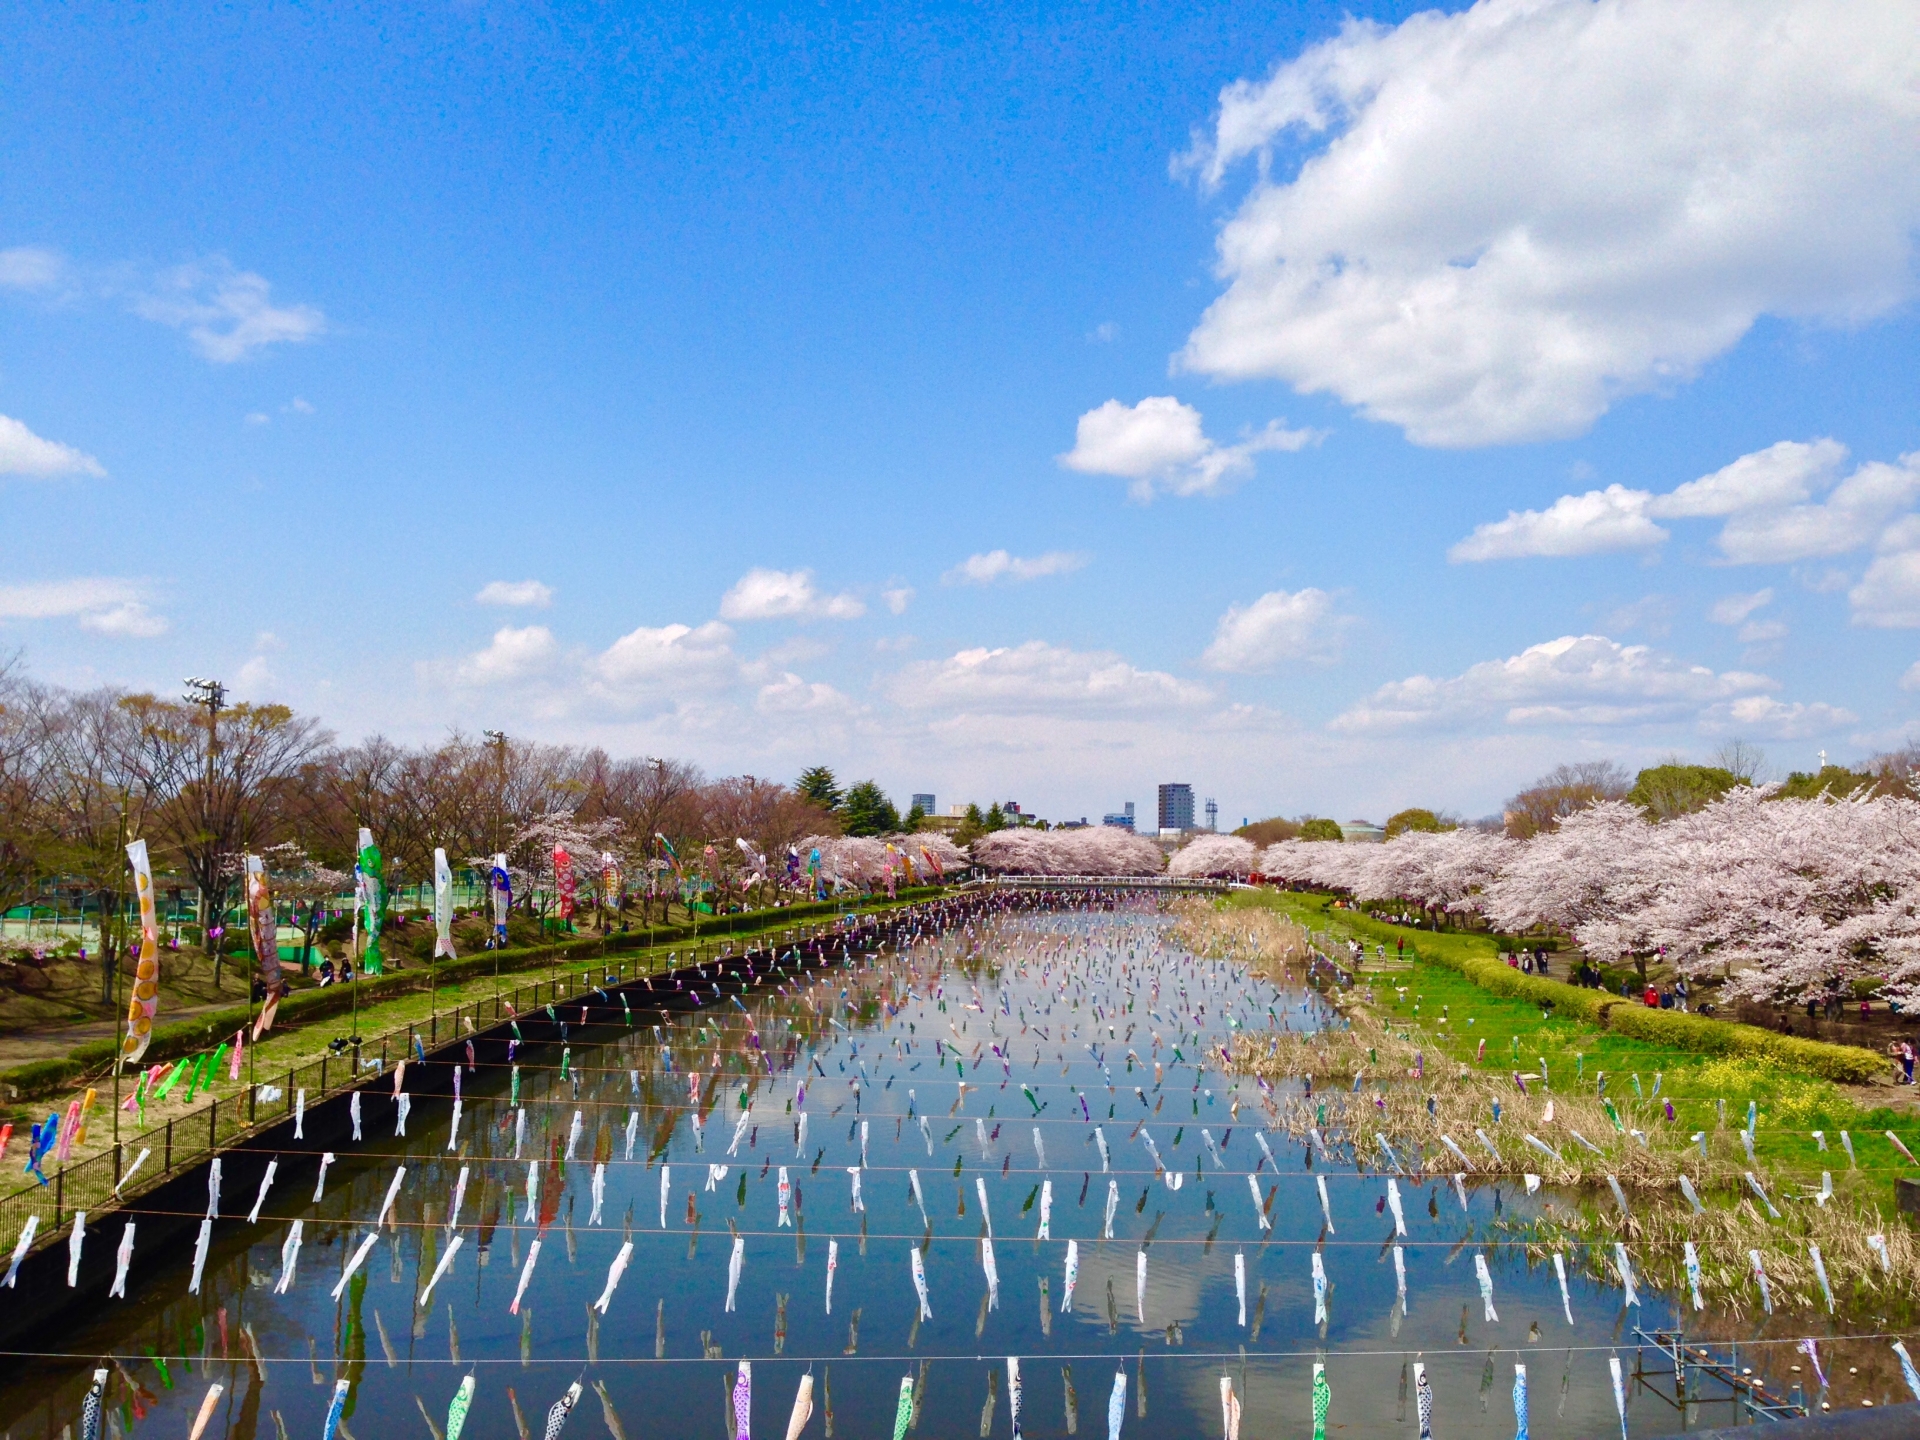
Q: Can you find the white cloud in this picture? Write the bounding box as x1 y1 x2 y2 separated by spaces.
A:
944 550 1089 585
1088 322 1119 343
1448 485 1666 562
1177 1 1920 447
243 412 270 426
756 672 859 718
1900 662 1920 692
0 578 141 619
1738 619 1788 644
456 626 559 685
1652 439 1845 518
889 641 1211 715
233 654 276 696
1453 442 1920 568
1849 519 1920 628
591 620 741 692
1601 595 1674 637
1709 589 1774 626
758 635 831 669
1200 588 1347 671
0 247 66 291
719 568 865 621
1701 695 1854 738
1332 633 1779 732
132 259 324 363
1058 396 1317 500
0 414 104 478
475 579 555 608
881 585 914 615
0 577 166 636
79 602 168 639
1715 453 1920 564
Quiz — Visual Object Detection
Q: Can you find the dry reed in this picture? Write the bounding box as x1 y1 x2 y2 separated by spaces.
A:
1232 991 1920 1319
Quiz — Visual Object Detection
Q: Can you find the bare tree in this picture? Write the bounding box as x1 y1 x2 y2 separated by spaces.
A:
0 660 52 925
1502 760 1632 839
37 690 163 1000
125 694 332 984
1713 739 1770 784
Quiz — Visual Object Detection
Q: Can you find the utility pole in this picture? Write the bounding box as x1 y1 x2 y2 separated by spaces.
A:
484 730 508 858
184 677 227 987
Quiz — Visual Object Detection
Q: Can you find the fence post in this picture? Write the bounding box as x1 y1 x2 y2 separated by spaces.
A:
249 1083 257 1124
286 1069 295 1114
53 1167 63 1230
164 1118 173 1173
114 1141 122 1185
209 1097 217 1154
321 1055 328 1095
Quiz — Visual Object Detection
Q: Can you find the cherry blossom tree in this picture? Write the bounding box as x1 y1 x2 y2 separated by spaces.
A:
970 826 1164 876
1168 833 1256 879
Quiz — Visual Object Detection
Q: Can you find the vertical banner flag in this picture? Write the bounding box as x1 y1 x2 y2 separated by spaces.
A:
491 853 512 945
120 840 162 1067
243 855 282 992
600 852 621 911
355 827 385 975
244 853 284 1038
433 848 457 959
554 844 576 922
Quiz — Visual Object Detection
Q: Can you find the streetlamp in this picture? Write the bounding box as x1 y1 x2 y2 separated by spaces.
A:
484 730 508 858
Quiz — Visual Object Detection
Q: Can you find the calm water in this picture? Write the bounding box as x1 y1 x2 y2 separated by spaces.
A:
2 908 1802 1439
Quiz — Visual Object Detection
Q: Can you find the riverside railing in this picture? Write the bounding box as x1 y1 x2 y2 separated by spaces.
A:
0 905 912 1261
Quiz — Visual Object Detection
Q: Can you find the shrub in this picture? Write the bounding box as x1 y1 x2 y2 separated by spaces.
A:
1 1056 85 1098
1601 1003 1884 1084
1460 959 1622 1024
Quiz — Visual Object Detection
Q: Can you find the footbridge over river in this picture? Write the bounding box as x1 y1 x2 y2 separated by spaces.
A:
967 873 1237 893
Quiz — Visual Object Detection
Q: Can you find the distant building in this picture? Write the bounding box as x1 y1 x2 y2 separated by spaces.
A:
1340 819 1387 843
1058 817 1090 829
1158 783 1195 833
911 793 936 815
1101 812 1134 831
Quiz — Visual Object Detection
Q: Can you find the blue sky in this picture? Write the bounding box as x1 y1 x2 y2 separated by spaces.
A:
3 0 1918 824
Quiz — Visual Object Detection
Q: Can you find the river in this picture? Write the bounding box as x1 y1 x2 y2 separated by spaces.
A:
0 903 1741 1437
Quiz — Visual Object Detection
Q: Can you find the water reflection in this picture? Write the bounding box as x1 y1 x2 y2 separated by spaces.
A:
2 908 1903 1437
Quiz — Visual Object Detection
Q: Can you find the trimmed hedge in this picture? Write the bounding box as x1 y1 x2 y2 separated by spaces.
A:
1409 941 1885 1085
1601 1001 1886 1084
1458 957 1624 1025
1350 906 1891 1084
1 888 950 1101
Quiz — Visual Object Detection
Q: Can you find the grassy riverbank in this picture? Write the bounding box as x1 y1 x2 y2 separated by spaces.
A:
0 887 953 1177
1222 889 1920 1201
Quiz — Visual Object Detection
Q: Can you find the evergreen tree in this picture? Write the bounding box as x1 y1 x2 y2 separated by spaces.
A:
795 765 844 811
984 802 1008 832
840 780 900 837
